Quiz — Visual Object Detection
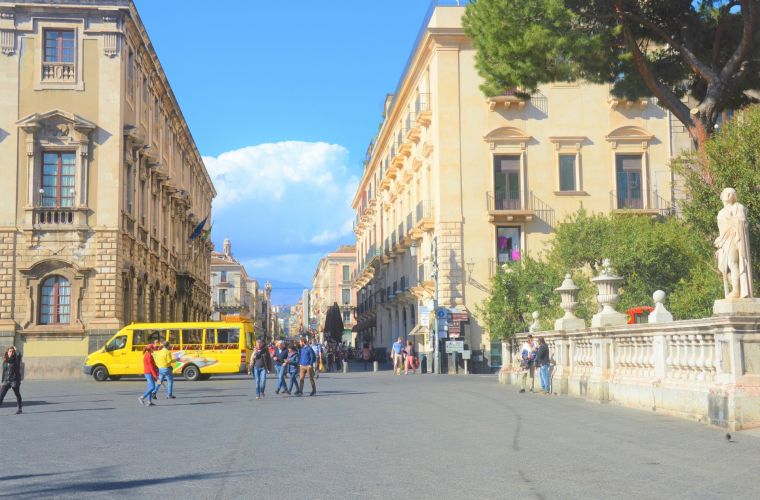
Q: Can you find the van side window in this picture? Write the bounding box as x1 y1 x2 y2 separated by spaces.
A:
167 330 180 346
107 335 127 351
217 328 240 347
133 329 163 351
205 329 216 348
182 328 203 350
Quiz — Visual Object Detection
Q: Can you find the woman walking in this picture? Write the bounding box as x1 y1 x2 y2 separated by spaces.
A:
139 345 159 407
248 340 271 399
404 340 417 375
362 343 372 371
0 346 23 414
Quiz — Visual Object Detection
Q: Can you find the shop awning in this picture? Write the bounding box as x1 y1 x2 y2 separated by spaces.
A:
409 324 430 336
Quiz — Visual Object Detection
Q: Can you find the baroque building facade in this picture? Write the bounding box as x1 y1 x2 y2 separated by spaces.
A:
351 4 689 371
309 244 356 343
0 0 215 377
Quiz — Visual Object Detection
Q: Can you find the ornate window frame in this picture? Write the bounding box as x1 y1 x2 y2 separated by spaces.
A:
19 258 90 330
17 109 95 231
33 19 85 91
484 127 532 210
549 136 588 195
605 126 655 209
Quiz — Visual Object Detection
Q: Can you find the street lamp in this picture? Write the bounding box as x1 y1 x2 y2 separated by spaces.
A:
431 236 440 374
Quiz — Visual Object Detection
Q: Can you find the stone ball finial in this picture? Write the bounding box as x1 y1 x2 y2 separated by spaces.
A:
653 290 666 304
532 311 539 320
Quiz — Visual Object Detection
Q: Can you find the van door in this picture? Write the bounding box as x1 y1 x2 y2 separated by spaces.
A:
104 334 130 374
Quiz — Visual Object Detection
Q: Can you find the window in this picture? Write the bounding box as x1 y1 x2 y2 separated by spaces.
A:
493 156 521 210
219 289 227 304
181 328 203 348
342 265 350 282
220 271 227 283
343 310 351 323
615 154 643 209
558 154 576 191
39 275 71 325
125 163 134 214
41 152 75 207
217 328 240 345
44 30 75 63
342 288 351 305
127 48 135 101
496 227 521 265
106 335 127 352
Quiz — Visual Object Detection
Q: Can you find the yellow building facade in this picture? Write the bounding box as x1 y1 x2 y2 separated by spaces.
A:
0 0 215 377
309 245 356 343
351 5 686 369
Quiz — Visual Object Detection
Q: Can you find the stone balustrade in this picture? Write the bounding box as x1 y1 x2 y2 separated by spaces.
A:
500 316 760 430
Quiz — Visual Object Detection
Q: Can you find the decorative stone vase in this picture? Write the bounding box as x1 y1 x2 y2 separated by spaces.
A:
591 259 627 327
554 274 586 331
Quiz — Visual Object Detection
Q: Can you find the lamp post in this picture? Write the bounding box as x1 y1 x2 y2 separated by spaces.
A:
431 236 440 374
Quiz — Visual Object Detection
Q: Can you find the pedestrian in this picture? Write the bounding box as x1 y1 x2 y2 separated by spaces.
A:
285 345 300 395
0 346 23 414
362 343 372 371
273 340 288 395
336 343 344 372
519 334 537 393
248 340 271 400
139 345 159 407
311 339 323 379
152 341 176 400
298 338 317 396
536 337 551 394
404 340 417 375
392 336 404 375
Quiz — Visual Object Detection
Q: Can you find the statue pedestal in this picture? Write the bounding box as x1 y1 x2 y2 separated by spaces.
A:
554 316 586 331
713 298 760 316
591 310 628 328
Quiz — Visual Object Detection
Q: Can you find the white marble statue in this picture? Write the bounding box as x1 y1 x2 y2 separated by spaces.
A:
714 188 753 299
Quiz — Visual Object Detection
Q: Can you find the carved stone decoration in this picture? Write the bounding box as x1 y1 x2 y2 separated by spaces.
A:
554 273 586 331
104 32 118 57
1 29 14 55
528 311 541 333
648 290 673 324
591 259 627 327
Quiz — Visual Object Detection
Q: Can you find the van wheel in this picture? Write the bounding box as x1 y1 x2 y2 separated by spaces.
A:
183 364 201 381
92 365 109 382
109 376 121 381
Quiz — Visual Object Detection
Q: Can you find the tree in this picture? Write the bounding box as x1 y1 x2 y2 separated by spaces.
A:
673 104 760 278
463 0 760 149
323 302 345 344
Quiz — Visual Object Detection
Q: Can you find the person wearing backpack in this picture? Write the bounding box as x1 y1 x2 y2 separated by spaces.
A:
519 335 537 393
0 346 23 414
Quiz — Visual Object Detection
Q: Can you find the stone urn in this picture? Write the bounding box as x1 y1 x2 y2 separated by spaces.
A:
591 259 627 327
554 273 586 331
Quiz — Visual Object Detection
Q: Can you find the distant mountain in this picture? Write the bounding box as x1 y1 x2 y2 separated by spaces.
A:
252 278 309 306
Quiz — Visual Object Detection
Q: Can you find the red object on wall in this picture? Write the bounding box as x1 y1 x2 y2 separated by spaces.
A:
626 306 654 324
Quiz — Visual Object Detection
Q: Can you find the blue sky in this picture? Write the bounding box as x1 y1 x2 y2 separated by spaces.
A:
133 0 436 305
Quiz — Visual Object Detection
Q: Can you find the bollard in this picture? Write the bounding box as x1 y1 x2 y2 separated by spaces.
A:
373 360 379 372
343 361 348 374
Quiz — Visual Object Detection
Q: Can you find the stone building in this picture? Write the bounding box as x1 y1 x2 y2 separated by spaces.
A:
309 245 356 343
351 4 688 370
210 238 253 321
0 0 215 377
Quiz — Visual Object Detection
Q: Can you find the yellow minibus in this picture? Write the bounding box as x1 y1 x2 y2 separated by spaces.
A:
83 320 255 381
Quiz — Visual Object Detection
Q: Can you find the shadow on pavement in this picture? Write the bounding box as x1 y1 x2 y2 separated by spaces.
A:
1 400 60 407
163 401 223 406
22 407 116 415
0 470 248 498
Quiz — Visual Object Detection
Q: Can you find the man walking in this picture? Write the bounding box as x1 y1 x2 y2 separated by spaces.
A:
392 336 404 375
535 337 551 394
520 334 537 393
273 340 288 395
310 339 323 379
299 338 317 396
152 341 176 399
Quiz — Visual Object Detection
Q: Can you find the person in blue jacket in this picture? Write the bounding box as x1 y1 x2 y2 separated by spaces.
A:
298 338 317 396
284 345 300 395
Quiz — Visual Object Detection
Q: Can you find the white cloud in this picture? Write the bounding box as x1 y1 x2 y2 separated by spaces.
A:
205 141 359 294
203 141 356 209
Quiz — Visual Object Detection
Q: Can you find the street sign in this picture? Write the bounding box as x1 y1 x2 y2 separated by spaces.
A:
435 307 448 319
420 306 431 327
462 350 471 360
445 340 464 353
452 312 469 323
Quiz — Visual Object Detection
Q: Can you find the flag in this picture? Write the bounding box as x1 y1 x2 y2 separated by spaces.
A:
188 216 208 241
201 223 213 242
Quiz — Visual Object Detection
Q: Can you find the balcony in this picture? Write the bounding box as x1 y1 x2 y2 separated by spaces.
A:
397 128 412 157
405 111 420 143
415 93 431 127
41 61 75 83
390 230 397 257
411 200 434 239
487 88 530 111
610 190 674 217
487 191 555 225
397 221 407 251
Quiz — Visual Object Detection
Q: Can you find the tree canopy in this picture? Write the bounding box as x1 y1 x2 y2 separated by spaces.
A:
463 0 760 149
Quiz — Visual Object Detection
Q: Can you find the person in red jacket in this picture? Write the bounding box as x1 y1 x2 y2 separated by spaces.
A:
139 345 159 407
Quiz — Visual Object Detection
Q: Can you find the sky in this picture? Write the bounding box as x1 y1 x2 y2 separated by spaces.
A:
132 0 438 305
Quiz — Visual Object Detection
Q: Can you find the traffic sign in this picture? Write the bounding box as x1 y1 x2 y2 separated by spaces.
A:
445 340 464 353
435 307 448 319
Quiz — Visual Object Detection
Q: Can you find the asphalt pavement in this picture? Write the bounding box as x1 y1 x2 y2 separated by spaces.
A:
1 367 759 499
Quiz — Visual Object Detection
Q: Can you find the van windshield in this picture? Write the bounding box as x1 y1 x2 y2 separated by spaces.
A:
106 335 127 352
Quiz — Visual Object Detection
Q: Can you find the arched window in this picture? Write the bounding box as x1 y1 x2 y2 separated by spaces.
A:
39 275 71 325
